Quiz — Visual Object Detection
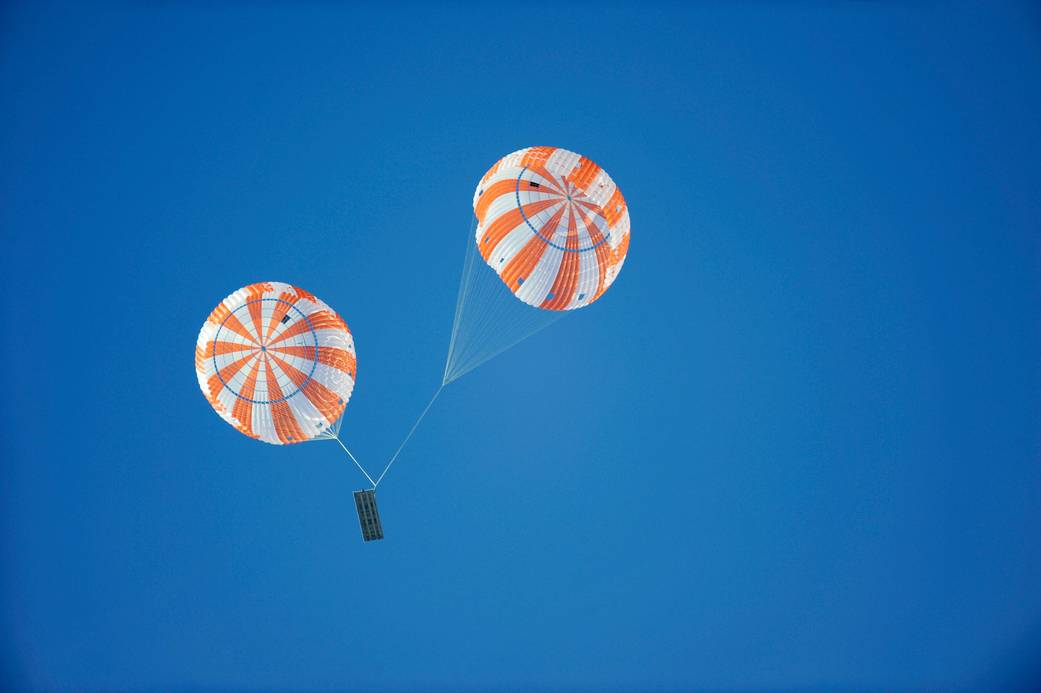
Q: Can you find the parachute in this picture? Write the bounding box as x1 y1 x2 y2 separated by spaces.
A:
443 146 631 382
195 282 357 445
473 146 630 310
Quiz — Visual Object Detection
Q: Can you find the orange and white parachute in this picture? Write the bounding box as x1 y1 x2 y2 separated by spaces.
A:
195 282 357 445
472 146 630 311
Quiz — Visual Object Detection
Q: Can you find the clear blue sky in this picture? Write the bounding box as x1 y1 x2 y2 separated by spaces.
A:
3 2 1041 690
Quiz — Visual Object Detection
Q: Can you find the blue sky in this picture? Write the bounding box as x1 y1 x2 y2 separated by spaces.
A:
2 2 1041 690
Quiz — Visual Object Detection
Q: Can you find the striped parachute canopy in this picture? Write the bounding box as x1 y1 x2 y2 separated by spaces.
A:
195 282 357 445
473 146 631 311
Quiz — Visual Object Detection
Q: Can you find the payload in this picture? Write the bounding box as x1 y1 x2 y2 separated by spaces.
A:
353 489 384 541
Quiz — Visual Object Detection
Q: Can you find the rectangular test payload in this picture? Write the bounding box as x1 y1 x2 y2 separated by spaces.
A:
354 489 384 541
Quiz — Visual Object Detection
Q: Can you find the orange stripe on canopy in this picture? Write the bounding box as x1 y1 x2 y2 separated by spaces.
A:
206 352 257 401
267 310 346 347
541 207 581 310
263 357 307 444
575 205 611 301
209 340 257 356
602 188 627 227
474 179 520 222
264 290 297 342
217 313 258 344
247 300 264 343
230 356 262 438
521 146 556 168
501 205 566 290
526 165 566 194
269 345 356 376
268 352 345 425
566 157 600 190
478 199 560 262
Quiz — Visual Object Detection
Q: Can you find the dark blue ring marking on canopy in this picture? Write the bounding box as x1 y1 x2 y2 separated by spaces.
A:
212 298 319 404
515 166 611 253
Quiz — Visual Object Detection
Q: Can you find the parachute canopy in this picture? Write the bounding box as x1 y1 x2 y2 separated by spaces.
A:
473 146 631 311
195 282 357 445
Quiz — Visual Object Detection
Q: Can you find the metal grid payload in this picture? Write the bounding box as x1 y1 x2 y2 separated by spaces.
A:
353 489 384 541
